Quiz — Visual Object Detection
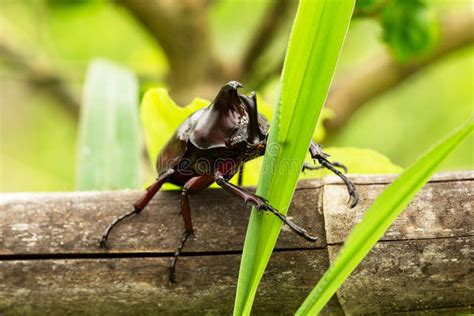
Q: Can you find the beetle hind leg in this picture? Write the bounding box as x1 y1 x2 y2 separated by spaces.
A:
302 161 347 173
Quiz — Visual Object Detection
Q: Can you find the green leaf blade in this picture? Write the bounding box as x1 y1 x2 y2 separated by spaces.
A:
297 118 473 315
76 59 141 190
234 1 355 314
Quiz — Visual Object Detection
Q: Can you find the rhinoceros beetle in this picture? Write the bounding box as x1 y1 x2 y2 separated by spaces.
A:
99 81 358 282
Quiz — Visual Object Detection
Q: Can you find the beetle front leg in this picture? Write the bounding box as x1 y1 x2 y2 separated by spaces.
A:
302 161 347 173
99 169 175 249
308 141 358 208
215 173 317 242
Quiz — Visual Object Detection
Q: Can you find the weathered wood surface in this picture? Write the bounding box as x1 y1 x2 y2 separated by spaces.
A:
328 237 473 315
0 171 472 315
0 251 343 315
323 171 473 243
0 180 326 254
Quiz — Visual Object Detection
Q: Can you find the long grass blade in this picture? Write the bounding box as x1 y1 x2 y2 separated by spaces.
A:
233 1 355 314
297 118 473 315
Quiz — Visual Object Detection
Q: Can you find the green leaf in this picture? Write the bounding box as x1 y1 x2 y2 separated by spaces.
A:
76 59 141 190
233 1 355 314
140 88 209 166
297 118 473 315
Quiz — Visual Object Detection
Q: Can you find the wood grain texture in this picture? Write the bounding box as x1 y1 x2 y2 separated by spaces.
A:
323 171 474 244
0 183 326 255
328 237 473 315
0 250 342 315
0 171 472 315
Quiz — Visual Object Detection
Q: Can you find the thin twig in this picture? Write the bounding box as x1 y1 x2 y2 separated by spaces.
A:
241 0 291 76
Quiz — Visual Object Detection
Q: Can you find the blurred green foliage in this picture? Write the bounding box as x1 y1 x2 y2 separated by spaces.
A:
380 0 438 62
0 80 76 191
356 0 385 13
355 0 439 62
0 0 472 192
333 46 474 170
76 59 141 190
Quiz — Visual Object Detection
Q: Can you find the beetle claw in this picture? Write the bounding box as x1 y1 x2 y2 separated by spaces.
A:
309 142 358 208
99 236 108 249
247 196 318 242
349 188 359 208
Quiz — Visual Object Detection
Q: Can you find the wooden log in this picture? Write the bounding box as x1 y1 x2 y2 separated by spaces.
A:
0 251 342 315
328 237 473 315
323 171 474 243
0 180 326 254
0 171 472 315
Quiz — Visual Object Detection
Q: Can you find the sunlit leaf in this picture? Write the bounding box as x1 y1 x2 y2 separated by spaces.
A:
140 88 209 165
297 118 473 315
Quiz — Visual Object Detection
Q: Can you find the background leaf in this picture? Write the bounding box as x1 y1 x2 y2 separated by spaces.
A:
380 0 439 62
233 1 355 314
140 88 209 165
76 59 141 190
297 118 473 315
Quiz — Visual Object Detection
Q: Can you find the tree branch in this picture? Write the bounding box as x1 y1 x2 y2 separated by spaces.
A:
116 0 223 103
324 9 474 139
0 42 80 117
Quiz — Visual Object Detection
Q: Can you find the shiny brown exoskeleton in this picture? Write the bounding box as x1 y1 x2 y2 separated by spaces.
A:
99 81 358 282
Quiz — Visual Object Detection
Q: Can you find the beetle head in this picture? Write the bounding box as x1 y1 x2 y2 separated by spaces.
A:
205 81 267 149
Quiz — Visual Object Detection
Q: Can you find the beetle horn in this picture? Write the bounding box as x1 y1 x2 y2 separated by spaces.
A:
227 81 243 90
212 81 243 109
240 91 265 144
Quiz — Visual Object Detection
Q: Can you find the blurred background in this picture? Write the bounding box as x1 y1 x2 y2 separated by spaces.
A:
0 0 472 192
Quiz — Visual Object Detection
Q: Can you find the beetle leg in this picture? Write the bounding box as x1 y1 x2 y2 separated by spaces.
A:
169 230 193 284
215 173 317 242
302 161 347 173
308 141 358 208
99 169 175 249
169 175 214 283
